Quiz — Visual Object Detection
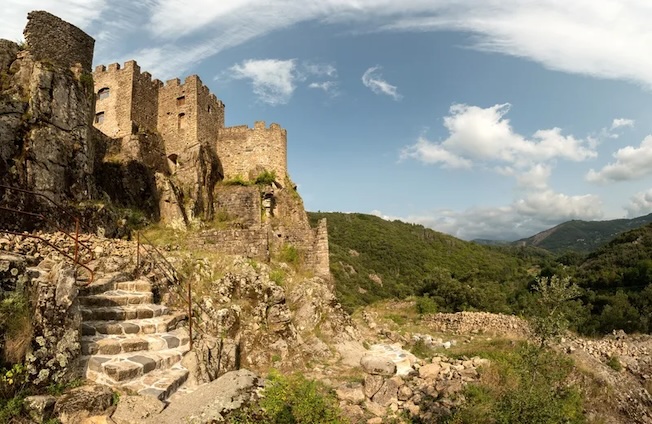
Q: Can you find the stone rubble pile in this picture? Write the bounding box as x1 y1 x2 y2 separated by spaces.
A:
336 343 489 423
424 311 531 337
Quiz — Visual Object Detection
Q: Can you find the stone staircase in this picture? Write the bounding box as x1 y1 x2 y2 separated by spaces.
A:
79 272 191 400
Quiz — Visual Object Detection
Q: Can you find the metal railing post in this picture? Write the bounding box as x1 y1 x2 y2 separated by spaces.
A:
136 231 140 270
73 218 80 264
188 279 193 350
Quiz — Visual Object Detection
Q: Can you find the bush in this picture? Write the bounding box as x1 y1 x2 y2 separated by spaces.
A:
255 170 277 185
228 370 346 424
415 296 438 314
446 343 585 424
223 175 251 186
606 355 622 372
278 244 300 267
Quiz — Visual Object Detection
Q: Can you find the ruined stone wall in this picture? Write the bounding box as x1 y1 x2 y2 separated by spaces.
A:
191 228 269 260
217 122 287 182
93 61 161 139
24 11 94 71
214 185 262 228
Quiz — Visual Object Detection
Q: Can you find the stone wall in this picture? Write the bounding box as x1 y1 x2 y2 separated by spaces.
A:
192 228 268 260
214 185 262 229
217 122 287 182
24 11 94 71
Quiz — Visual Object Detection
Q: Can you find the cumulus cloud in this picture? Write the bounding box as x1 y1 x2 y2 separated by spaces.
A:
362 66 402 100
401 103 596 170
230 59 298 105
303 63 337 77
626 189 652 218
586 135 652 183
373 189 603 241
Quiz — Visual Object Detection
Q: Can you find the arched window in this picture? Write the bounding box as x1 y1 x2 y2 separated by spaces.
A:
178 113 186 130
97 87 110 100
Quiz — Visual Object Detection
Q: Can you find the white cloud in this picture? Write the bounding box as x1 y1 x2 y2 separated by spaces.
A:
516 164 551 189
611 118 635 130
308 81 339 96
362 66 402 100
304 63 337 77
586 135 652 183
230 59 298 105
373 189 603 241
401 103 596 170
625 189 652 217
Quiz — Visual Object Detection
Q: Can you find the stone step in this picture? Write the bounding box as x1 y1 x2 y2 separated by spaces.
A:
121 364 190 401
83 346 188 384
114 279 152 292
82 312 186 336
79 290 153 307
81 304 169 321
81 328 190 355
79 272 131 296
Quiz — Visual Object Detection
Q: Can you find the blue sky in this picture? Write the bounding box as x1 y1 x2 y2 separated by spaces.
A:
4 1 652 241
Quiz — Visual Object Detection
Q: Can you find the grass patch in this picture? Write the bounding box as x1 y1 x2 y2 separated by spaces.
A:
606 355 622 372
255 170 277 185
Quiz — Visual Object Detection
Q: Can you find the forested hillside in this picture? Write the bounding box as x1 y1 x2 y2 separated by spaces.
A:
310 212 652 336
514 213 652 253
307 212 543 312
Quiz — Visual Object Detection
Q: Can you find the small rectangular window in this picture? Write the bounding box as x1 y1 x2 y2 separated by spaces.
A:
95 112 105 124
98 88 110 100
176 96 186 106
178 113 186 130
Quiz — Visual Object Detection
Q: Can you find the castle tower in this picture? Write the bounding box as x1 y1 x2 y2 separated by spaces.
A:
157 75 224 158
217 121 288 183
92 61 161 138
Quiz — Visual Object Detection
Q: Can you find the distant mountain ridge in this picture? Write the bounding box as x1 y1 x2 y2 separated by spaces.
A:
513 213 652 253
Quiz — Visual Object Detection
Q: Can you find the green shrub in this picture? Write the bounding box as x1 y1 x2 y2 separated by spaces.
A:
446 343 585 424
415 295 438 315
278 244 300 266
255 170 277 185
227 370 346 424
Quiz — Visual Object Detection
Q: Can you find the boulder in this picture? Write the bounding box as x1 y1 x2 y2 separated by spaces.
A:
111 395 165 424
361 355 396 376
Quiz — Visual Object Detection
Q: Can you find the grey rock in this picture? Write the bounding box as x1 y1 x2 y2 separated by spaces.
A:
24 394 56 423
112 395 165 424
361 355 397 376
147 369 263 423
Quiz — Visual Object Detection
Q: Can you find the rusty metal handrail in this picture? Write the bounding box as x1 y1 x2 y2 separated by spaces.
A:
0 230 94 284
135 231 217 350
0 184 96 234
0 206 94 263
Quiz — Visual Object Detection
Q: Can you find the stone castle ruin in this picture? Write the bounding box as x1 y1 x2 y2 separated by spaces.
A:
0 11 329 276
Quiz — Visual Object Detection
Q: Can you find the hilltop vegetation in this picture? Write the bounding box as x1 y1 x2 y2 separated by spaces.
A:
307 212 545 313
514 213 652 253
309 212 652 336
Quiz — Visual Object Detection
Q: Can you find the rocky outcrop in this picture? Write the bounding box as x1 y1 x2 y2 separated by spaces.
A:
144 369 263 423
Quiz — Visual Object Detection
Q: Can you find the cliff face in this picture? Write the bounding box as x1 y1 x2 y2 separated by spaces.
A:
0 12 97 205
